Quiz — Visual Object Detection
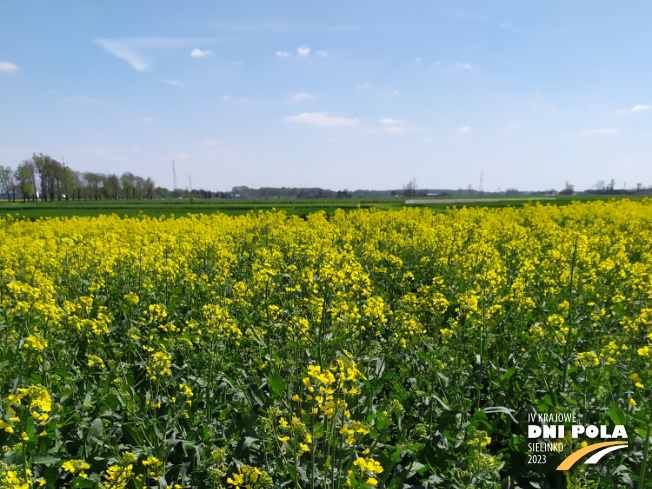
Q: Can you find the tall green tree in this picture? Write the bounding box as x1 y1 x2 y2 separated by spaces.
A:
0 165 14 201
15 161 36 201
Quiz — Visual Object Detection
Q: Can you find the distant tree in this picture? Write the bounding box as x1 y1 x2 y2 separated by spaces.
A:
144 178 155 199
133 176 145 199
120 172 135 199
15 161 35 201
403 178 417 198
84 172 104 200
33 153 65 201
0 165 13 201
60 166 77 200
105 174 121 199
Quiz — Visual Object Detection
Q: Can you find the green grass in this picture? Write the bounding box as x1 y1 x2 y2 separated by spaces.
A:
0 194 644 219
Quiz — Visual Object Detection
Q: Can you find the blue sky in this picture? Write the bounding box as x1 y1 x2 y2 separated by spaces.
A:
1 1 651 192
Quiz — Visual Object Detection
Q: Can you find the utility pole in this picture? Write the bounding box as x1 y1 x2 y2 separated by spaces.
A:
172 161 177 194
63 156 69 201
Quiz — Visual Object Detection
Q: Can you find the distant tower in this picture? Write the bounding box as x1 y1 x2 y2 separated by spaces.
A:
172 161 177 191
479 171 483 194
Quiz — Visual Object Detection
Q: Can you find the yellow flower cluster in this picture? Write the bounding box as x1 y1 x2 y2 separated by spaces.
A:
0 463 43 489
62 459 90 478
146 350 172 378
3 385 51 437
227 464 272 489
142 456 164 478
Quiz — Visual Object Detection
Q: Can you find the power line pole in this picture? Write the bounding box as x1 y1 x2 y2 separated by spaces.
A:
172 161 177 192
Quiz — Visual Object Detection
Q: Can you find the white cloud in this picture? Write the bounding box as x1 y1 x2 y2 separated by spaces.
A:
458 126 472 133
357 83 372 89
284 112 360 127
369 118 423 133
392 90 399 95
190 48 213 57
287 92 316 103
275 50 290 57
297 45 311 57
579 128 618 136
434 61 473 70
96 37 210 71
96 38 152 71
317 50 328 57
414 57 422 64
380 118 404 125
0 61 19 73
631 104 650 112
221 95 231 101
163 79 183 86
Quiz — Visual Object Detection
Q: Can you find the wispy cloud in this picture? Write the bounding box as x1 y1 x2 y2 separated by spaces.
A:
458 126 472 133
0 61 19 73
284 112 360 127
441 10 521 35
615 104 650 113
190 48 213 58
163 79 183 86
380 118 404 125
96 37 211 71
287 92 316 103
530 93 556 112
434 61 473 70
297 45 311 57
275 50 290 58
96 38 152 71
414 57 423 64
578 128 618 136
369 118 423 133
317 50 328 57
357 83 372 89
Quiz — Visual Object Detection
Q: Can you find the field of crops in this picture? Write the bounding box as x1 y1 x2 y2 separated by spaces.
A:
1 200 652 489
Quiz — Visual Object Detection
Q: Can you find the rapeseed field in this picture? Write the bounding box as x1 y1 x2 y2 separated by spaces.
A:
1 200 651 488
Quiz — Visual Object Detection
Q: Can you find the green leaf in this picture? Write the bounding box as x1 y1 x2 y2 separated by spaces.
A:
560 394 577 406
32 454 61 464
609 402 626 426
500 366 516 383
89 417 104 437
268 373 287 398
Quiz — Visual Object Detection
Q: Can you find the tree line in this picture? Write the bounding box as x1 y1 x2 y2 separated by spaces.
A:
0 154 155 201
